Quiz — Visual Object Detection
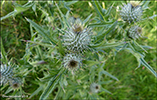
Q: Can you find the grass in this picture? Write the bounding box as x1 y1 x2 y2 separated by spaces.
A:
104 51 156 99
1 1 157 99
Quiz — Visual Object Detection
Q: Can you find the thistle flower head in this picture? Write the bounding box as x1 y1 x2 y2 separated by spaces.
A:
90 83 100 93
10 78 21 89
63 53 81 73
0 64 13 85
128 25 142 39
120 3 143 23
63 17 92 53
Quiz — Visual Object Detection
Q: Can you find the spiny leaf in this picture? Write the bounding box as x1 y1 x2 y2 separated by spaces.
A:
56 2 69 27
141 0 150 10
63 1 78 11
94 21 117 43
0 1 34 21
83 14 93 26
101 70 119 81
88 20 114 27
22 40 54 48
133 40 148 53
93 1 105 21
140 58 157 78
105 3 114 18
82 60 100 67
98 62 119 81
0 12 15 21
1 40 8 64
91 41 125 50
124 46 157 78
101 88 112 94
29 85 43 99
39 77 60 100
25 18 57 45
39 68 64 100
57 39 65 56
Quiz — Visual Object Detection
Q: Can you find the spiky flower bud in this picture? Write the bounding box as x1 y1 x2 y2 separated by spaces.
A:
10 78 21 89
120 3 142 23
63 17 92 53
0 64 13 85
63 53 81 73
90 83 100 93
128 25 142 39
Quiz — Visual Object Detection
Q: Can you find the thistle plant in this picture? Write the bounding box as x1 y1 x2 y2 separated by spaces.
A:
0 1 156 100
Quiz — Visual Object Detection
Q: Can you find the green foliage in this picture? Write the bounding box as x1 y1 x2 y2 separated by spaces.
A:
26 18 57 45
1 1 156 100
0 1 35 21
1 40 8 64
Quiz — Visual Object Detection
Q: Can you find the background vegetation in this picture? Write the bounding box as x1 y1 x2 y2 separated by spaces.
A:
1 1 156 100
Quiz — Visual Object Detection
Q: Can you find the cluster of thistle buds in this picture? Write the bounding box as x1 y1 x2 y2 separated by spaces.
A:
0 64 21 89
120 2 143 40
61 17 92 74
